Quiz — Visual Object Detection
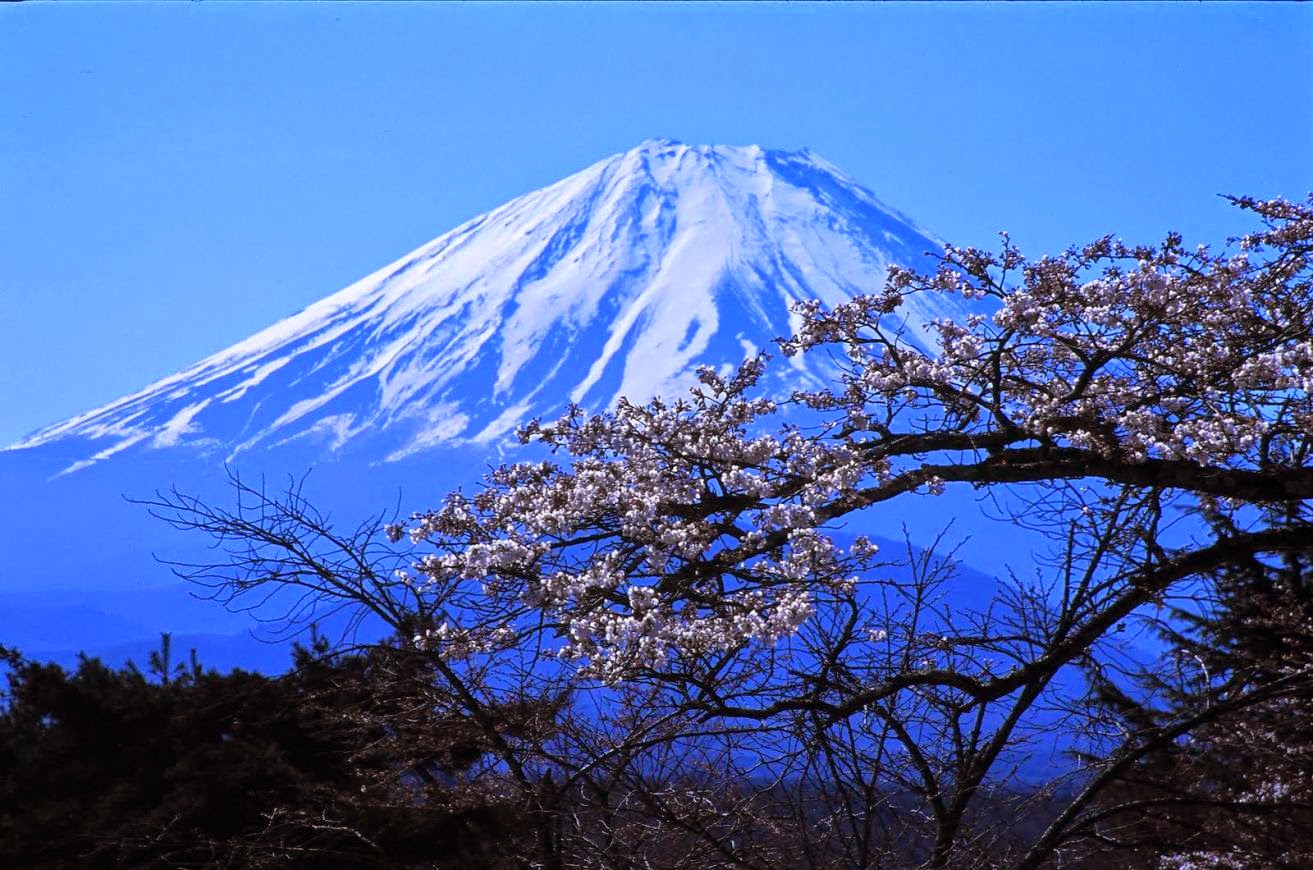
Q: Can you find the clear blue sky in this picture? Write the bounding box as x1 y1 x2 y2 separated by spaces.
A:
2 2 1310 445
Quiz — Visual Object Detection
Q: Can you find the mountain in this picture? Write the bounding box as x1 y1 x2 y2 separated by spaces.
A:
10 139 957 474
1 139 973 669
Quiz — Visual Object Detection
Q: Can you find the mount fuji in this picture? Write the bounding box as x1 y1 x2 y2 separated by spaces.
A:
1 140 972 670
11 140 959 472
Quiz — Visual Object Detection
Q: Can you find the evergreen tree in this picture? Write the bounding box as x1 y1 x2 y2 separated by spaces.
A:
0 635 556 868
1079 514 1313 867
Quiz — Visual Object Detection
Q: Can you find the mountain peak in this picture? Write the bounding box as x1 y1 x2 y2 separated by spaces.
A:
11 142 958 473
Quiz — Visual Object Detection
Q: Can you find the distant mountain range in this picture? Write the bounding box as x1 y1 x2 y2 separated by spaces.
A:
1 140 971 671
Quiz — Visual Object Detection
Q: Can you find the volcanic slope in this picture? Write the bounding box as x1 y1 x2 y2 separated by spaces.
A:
11 140 963 474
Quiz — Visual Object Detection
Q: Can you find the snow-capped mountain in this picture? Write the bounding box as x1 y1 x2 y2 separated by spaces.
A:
11 140 960 474
1 140 983 671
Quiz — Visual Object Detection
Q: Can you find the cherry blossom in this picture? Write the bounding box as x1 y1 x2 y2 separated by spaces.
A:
400 196 1312 678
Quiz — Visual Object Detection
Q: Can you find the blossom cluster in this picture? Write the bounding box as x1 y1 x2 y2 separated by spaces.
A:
782 197 1313 474
395 357 887 675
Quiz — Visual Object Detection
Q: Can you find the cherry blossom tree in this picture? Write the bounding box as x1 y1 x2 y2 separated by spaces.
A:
151 194 1313 868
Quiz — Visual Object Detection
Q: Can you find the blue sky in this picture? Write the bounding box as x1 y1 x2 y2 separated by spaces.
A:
2 2 1310 446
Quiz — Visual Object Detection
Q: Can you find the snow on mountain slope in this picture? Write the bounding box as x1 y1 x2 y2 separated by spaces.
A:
10 140 965 473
